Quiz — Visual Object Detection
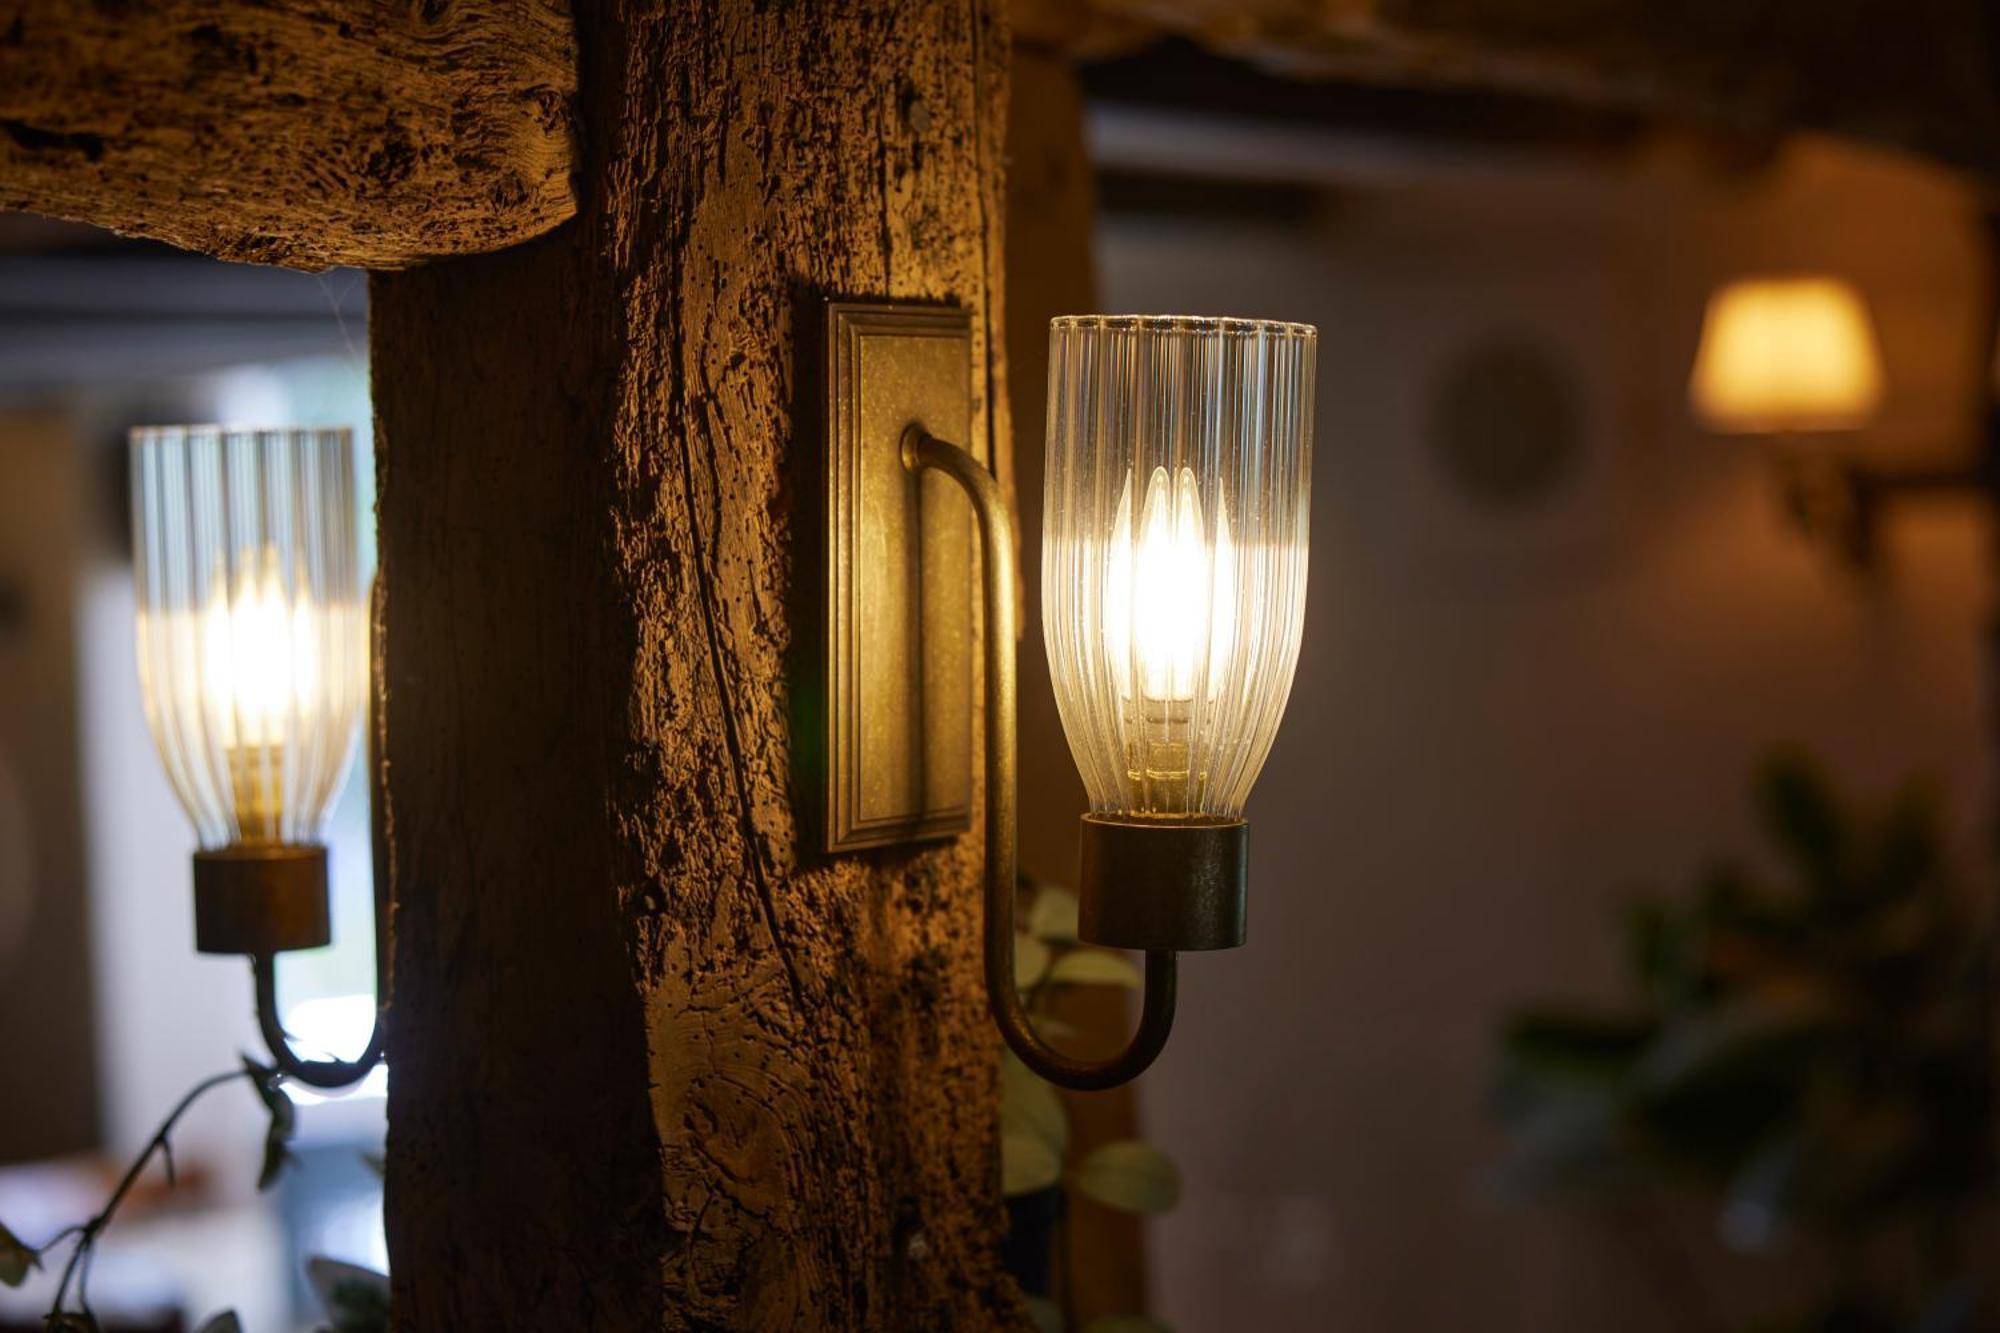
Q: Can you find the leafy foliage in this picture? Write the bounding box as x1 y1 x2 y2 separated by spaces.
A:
1490 750 1994 1330
0 1221 35 1288
1025 1295 1066 1333
1002 876 1180 1333
1045 950 1143 990
1027 884 1081 943
0 1061 304 1328
307 1255 393 1333
1002 1051 1070 1158
1003 1131 1064 1196
1072 1142 1181 1215
244 1056 297 1192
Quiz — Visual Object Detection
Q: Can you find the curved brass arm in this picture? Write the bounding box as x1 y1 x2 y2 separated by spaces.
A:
252 952 385 1088
247 805 387 1089
248 584 390 1091
904 426 1177 1092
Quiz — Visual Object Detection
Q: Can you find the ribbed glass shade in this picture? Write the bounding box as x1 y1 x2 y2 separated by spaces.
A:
131 427 366 849
1043 315 1314 819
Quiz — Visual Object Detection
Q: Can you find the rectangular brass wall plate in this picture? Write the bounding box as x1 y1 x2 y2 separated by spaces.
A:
823 302 975 852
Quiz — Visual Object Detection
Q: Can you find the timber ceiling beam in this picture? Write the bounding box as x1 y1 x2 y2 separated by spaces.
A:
0 1 577 270
1019 0 2000 178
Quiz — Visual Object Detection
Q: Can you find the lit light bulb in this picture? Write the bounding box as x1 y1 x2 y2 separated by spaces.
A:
1104 465 1240 704
196 548 317 838
1097 466 1247 813
206 551 313 742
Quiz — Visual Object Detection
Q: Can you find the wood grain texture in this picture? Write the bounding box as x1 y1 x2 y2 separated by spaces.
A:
0 0 576 269
371 1 1021 1327
1018 0 2000 175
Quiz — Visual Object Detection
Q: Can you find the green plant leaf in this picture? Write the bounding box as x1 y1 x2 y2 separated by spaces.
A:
1073 1140 1181 1214
0 1220 34 1287
194 1313 243 1333
258 1090 298 1192
1497 1012 1653 1089
1002 1131 1063 1197
1625 899 1698 1008
307 1255 393 1332
1868 779 1940 905
1015 933 1051 990
1756 750 1845 894
1025 1294 1065 1333
259 1134 294 1192
1028 887 1080 943
245 1058 298 1192
244 1056 296 1137
1083 1317 1172 1333
1047 949 1142 990
1001 1050 1069 1155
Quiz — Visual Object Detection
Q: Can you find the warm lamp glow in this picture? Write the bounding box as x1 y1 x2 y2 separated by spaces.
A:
1689 276 1885 433
132 427 366 850
158 547 327 835
1044 315 1313 819
1103 465 1238 704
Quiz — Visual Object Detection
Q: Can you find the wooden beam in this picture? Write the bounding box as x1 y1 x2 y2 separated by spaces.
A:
0 1 577 270
371 0 1024 1325
1020 0 2000 177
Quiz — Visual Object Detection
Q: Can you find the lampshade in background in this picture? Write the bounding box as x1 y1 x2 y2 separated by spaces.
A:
1042 315 1314 820
1689 276 1885 433
131 426 366 852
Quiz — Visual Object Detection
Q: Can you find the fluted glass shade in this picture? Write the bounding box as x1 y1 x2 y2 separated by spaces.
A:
1043 315 1314 819
131 427 366 850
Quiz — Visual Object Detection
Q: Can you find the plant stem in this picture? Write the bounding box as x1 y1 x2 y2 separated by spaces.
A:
48 1068 255 1319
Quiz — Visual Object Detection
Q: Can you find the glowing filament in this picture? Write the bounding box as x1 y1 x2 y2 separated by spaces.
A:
1104 466 1237 704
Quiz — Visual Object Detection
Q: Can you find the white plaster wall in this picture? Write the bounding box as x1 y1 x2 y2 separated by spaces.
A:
1100 137 1992 1332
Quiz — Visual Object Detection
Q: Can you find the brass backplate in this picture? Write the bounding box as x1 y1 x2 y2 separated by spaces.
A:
824 302 975 852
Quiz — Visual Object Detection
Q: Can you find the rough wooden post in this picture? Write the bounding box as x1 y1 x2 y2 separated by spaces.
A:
369 1 1020 1327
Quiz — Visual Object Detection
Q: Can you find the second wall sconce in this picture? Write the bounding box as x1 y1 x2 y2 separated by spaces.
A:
825 304 1315 1089
130 425 384 1088
1690 273 1998 566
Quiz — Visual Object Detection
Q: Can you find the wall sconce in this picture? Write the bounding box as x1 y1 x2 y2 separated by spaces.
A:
1690 276 1885 435
130 426 383 1088
1689 274 1993 565
825 307 1314 1089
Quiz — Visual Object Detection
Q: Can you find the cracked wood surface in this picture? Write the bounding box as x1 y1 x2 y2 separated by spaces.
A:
0 0 576 269
371 0 1021 1327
